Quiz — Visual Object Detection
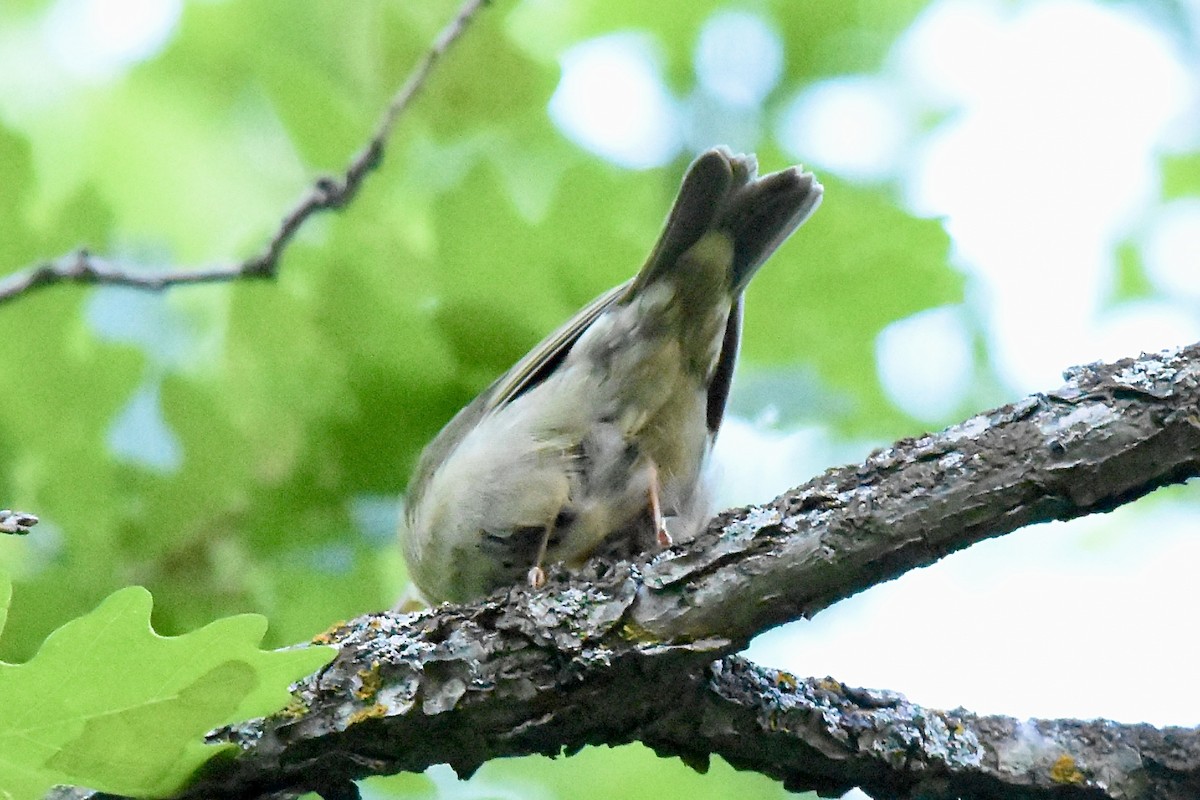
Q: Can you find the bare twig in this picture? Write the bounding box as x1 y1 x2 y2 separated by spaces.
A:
0 509 38 535
0 0 490 307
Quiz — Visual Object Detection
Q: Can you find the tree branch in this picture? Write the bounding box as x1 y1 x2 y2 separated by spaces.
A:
173 343 1200 799
648 656 1200 799
0 0 490 307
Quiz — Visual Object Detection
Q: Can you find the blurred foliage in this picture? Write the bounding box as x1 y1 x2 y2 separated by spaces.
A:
0 0 967 797
361 745 821 800
1162 150 1200 200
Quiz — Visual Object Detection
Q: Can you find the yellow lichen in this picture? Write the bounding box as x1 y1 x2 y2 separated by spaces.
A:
277 695 308 720
347 703 388 725
354 660 383 701
619 621 662 644
1050 754 1085 785
775 671 798 691
312 620 349 645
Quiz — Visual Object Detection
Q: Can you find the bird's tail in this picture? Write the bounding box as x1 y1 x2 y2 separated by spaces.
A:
633 147 823 295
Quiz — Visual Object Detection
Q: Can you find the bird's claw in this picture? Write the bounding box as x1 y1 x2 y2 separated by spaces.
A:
527 565 547 589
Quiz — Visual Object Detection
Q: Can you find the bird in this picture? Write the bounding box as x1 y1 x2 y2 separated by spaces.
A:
401 147 822 604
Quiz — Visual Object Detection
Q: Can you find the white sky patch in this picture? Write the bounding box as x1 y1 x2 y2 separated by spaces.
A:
43 0 180 80
694 11 783 108
896 0 1193 393
549 33 682 169
107 374 183 472
709 417 841 509
777 76 910 184
747 499 1200 726
1143 198 1200 300
680 89 764 158
890 0 1007 108
87 286 202 368
1091 301 1200 363
875 305 973 423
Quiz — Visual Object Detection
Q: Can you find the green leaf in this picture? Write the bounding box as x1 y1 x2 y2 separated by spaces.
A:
44 661 255 790
477 743 812 800
1161 150 1200 200
0 120 38 268
0 585 333 799
775 0 931 78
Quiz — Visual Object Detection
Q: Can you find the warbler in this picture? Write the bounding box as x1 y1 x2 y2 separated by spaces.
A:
402 147 822 604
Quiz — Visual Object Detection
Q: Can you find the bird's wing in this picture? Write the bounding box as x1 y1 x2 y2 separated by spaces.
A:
405 280 630 508
485 279 631 411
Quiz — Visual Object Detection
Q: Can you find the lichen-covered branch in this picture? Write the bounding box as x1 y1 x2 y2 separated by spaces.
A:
0 0 489 306
174 343 1200 799
648 657 1200 800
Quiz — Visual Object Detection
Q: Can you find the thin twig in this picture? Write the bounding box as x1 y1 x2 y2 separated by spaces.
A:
0 0 491 307
0 509 38 535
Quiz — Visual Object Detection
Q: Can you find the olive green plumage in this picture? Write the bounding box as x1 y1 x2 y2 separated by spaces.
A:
402 147 823 603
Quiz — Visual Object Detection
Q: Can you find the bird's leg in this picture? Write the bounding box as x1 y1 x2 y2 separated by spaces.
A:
648 462 673 548
527 524 552 589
